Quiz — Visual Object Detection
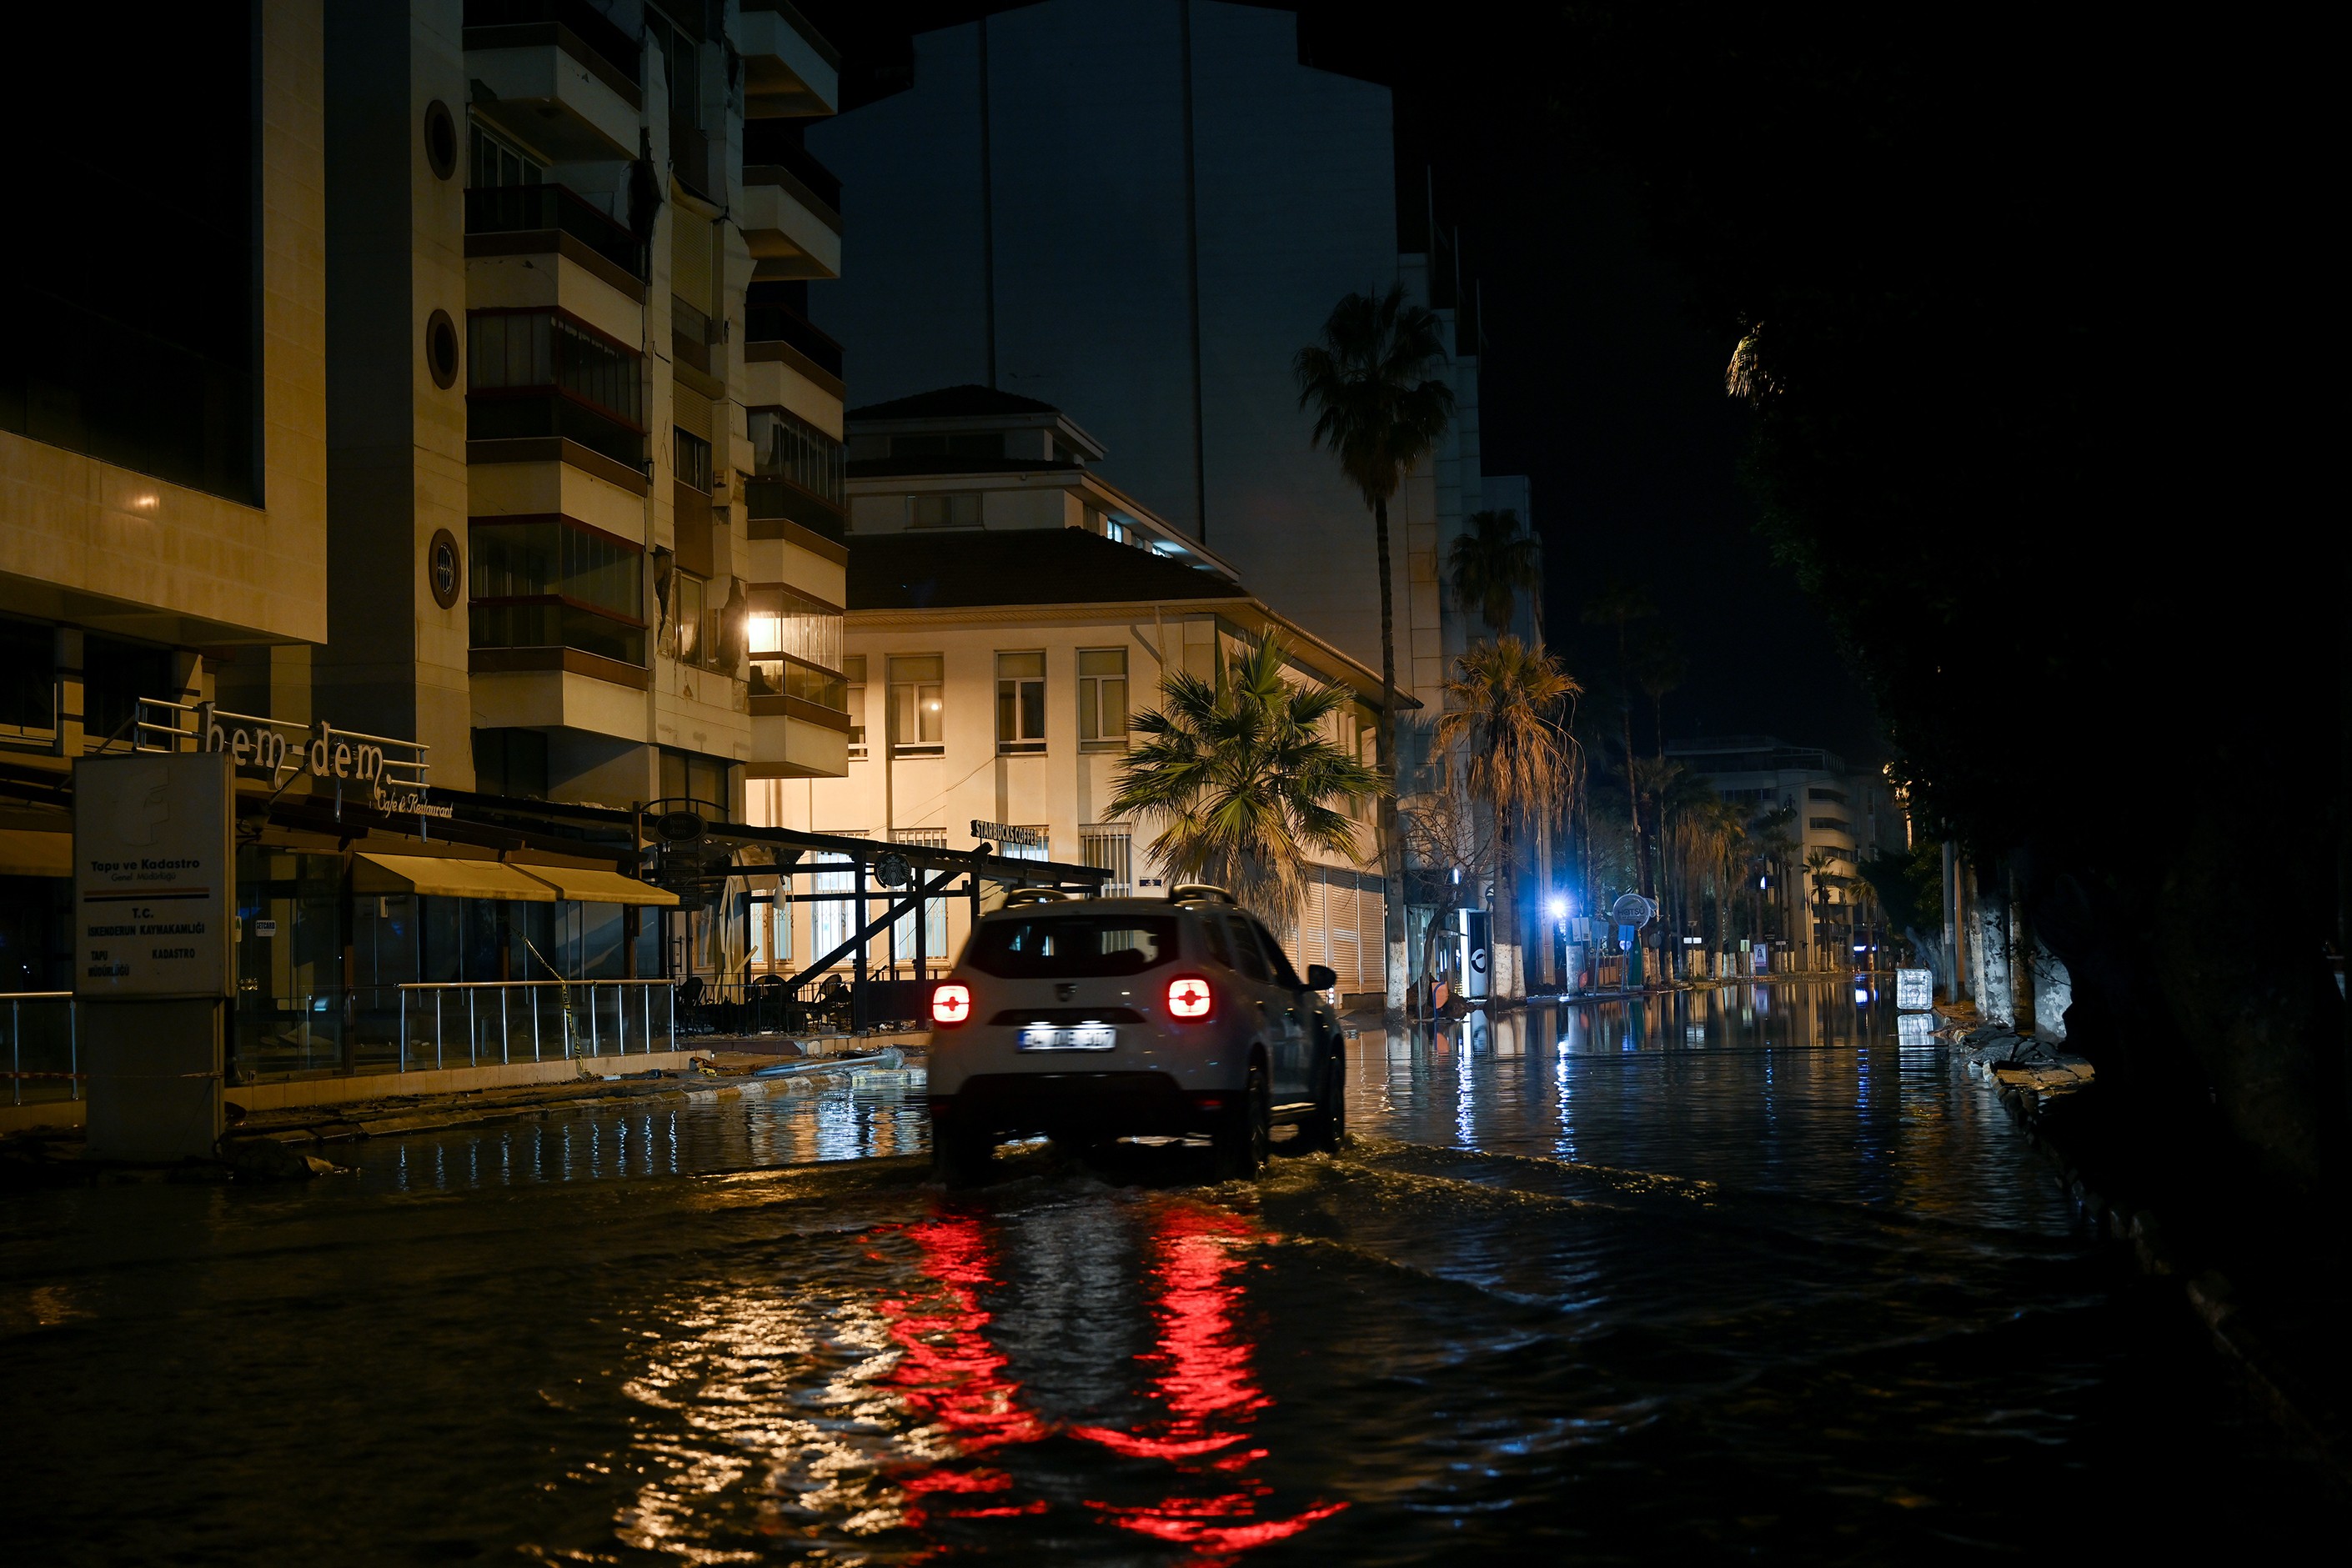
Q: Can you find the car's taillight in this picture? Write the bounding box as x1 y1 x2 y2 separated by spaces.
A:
930 983 971 1027
1166 975 1214 1019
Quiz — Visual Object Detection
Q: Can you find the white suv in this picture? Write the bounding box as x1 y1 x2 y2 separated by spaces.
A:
923 886 1347 1180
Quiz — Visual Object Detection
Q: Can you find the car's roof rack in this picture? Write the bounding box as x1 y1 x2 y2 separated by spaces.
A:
1167 883 1236 906
1000 887 1077 908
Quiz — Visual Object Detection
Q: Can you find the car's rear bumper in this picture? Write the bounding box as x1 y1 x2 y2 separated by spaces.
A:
931 1071 1232 1138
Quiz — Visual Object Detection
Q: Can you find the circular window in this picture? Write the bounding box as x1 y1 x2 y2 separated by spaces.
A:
427 529 463 609
424 100 458 180
425 309 459 389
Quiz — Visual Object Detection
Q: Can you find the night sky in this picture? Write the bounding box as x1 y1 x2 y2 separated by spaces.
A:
808 1 1883 764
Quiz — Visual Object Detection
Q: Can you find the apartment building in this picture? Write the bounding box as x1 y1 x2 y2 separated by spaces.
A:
3 3 861 1089
745 389 1394 999
2 2 329 989
1665 735 1908 968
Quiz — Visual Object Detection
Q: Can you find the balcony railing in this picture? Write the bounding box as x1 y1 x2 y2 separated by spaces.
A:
750 654 845 709
465 184 647 282
740 122 842 211
745 302 843 378
744 474 846 541
469 390 649 471
463 0 640 87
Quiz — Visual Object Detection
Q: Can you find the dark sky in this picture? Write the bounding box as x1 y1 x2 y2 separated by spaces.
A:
805 1 1883 764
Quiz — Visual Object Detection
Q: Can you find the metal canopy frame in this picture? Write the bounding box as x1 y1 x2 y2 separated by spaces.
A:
441 793 1112 1032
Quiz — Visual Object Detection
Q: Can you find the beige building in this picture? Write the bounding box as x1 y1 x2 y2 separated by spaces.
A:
745 389 1395 999
2 3 860 1078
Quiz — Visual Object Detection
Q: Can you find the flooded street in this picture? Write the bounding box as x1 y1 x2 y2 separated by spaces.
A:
2 981 2330 1563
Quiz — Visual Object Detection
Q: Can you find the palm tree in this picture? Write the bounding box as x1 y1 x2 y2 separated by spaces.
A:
1447 508 1542 636
1804 848 1843 969
1748 804 1798 952
1581 580 1655 898
1432 637 1580 998
1110 630 1386 928
1296 283 1455 1008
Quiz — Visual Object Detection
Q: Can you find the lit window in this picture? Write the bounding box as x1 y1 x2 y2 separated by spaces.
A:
889 654 944 754
996 651 1046 754
1078 648 1126 751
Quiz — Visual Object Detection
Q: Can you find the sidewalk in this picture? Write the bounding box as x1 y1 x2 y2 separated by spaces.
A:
0 1042 920 1184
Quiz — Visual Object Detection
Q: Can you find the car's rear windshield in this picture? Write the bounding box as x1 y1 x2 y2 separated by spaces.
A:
968 914 1182 978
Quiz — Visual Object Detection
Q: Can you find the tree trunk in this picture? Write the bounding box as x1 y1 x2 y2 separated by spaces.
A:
1536 811 1555 989
1374 494 1407 1014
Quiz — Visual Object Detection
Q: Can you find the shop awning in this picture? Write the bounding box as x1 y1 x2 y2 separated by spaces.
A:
514 864 679 906
0 829 72 879
352 854 558 902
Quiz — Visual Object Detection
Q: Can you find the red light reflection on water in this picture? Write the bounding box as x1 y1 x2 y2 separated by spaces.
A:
1075 1205 1346 1555
876 1202 1343 1558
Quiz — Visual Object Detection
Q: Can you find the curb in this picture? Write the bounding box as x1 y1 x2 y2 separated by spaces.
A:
1984 1075 2350 1487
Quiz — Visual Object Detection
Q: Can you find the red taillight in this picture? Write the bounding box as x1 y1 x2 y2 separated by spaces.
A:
1166 975 1214 1019
930 983 971 1027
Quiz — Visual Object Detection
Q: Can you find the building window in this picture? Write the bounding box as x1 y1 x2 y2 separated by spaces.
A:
659 748 733 814
889 655 944 755
1005 829 1050 864
1081 824 1133 897
747 406 845 507
83 637 174 747
1 617 54 732
469 123 543 190
1810 817 1851 834
890 829 950 964
674 573 708 667
471 727 549 799
996 652 1046 754
467 308 646 468
469 518 644 666
809 850 856 964
844 654 868 760
910 492 983 529
674 428 712 493
1077 648 1127 751
1808 786 1848 805
747 584 844 705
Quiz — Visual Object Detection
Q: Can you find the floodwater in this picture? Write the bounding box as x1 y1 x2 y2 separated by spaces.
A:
1 981 2332 1564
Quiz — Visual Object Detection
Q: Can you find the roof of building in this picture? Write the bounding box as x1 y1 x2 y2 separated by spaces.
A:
846 384 1061 422
848 528 1236 611
846 455 1082 478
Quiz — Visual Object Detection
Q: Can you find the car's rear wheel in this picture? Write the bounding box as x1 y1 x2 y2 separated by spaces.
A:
1301 1040 1345 1152
1213 1060 1271 1179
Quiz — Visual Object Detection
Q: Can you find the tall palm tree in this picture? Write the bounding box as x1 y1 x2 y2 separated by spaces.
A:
1581 580 1655 898
1749 804 1798 950
1447 508 1542 636
1296 283 1455 1006
1110 630 1386 928
1432 637 1580 997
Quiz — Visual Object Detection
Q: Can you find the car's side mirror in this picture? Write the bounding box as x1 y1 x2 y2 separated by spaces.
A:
1306 964 1337 992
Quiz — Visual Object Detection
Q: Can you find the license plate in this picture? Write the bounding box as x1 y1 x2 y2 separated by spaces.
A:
1017 1025 1116 1051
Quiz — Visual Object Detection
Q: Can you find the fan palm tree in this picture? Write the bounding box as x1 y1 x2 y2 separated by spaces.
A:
1448 508 1542 636
1297 285 1455 1005
1110 630 1386 928
1432 637 1580 996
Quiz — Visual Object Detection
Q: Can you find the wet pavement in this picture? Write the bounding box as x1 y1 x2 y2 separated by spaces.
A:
2 980 2335 1563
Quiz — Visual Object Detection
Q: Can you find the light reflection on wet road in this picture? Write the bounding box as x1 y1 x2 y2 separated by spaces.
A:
1 981 2332 1563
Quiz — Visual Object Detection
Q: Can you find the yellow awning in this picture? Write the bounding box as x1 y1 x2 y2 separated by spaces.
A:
352 854 557 902
0 829 72 879
514 864 679 906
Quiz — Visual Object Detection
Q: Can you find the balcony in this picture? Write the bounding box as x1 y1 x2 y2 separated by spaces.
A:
469 392 647 474
464 0 642 163
739 131 840 281
744 475 845 544
735 1 839 118
465 185 647 291
745 301 842 381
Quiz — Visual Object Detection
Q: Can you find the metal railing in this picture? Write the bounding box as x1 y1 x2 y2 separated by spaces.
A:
466 185 649 282
231 981 679 1083
3 993 78 1106
744 302 844 378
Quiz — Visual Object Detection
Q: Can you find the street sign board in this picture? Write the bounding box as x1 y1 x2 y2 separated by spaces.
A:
1895 968 1935 1011
73 752 235 1000
1609 893 1655 929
